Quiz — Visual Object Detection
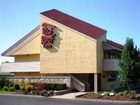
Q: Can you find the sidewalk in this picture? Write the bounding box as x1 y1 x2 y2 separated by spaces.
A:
0 91 87 99
49 92 87 99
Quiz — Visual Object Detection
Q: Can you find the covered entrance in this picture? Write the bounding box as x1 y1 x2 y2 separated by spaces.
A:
88 73 101 92
72 73 101 92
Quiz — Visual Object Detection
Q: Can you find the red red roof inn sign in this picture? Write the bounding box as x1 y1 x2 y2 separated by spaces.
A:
41 23 56 49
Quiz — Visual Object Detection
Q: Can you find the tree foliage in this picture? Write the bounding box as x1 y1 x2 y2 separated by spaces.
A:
119 38 139 89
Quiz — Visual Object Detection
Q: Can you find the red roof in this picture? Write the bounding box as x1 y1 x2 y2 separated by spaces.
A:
41 9 107 39
107 39 123 49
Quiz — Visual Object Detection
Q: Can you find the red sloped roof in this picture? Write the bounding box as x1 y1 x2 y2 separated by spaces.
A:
107 39 123 49
41 9 107 39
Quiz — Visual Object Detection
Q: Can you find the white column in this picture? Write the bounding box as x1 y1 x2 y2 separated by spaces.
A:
94 73 98 93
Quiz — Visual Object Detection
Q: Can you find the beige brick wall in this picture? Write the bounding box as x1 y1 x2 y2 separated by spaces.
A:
15 54 40 62
40 15 106 73
13 32 40 55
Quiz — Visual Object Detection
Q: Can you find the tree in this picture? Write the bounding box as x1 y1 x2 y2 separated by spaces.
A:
119 38 139 92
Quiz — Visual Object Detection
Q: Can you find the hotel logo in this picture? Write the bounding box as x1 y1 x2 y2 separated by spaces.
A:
41 23 56 49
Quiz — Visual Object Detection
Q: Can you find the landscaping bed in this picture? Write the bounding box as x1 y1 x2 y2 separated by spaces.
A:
0 91 16 95
77 91 140 101
0 77 68 96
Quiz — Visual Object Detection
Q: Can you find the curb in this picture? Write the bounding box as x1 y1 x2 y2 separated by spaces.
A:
75 97 140 104
0 94 140 104
0 94 44 98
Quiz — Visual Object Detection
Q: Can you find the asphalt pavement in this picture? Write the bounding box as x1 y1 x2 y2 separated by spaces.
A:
0 95 139 105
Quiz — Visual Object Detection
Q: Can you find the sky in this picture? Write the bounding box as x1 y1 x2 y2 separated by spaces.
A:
0 0 140 64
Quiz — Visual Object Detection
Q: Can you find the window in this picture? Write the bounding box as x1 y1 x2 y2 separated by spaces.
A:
104 51 121 59
107 73 117 82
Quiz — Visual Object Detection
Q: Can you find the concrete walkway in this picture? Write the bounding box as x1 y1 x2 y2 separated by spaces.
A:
49 92 87 99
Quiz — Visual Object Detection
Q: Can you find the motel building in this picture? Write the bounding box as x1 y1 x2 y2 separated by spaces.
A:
0 9 124 92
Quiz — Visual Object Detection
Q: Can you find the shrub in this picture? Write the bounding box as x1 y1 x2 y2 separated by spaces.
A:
55 83 66 90
136 95 140 99
96 92 101 98
20 85 29 94
129 90 136 99
0 86 2 90
130 94 136 99
0 78 10 88
123 90 128 96
14 84 20 90
118 92 123 96
46 83 55 90
130 90 136 94
2 86 9 91
20 86 25 91
0 78 5 88
9 87 15 92
9 83 14 87
24 82 32 86
34 83 45 91
22 90 28 94
17 82 25 86
46 83 66 90
4 80 10 86
25 84 34 92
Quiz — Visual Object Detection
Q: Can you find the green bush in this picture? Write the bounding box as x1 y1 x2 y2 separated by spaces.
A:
96 92 101 98
130 90 136 94
25 84 34 92
46 83 66 90
14 84 20 90
24 82 33 86
9 83 14 87
9 87 15 92
16 82 25 86
130 94 136 99
46 83 55 90
0 78 10 88
22 90 28 94
118 92 123 96
0 86 2 90
55 83 66 90
19 85 29 94
20 86 25 91
129 90 136 99
136 95 140 99
2 86 9 91
122 90 128 96
0 78 5 88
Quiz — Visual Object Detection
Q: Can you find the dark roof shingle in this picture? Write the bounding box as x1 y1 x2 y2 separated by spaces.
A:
107 39 123 49
41 9 107 39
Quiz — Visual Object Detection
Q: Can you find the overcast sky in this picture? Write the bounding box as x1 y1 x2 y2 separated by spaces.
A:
0 0 140 63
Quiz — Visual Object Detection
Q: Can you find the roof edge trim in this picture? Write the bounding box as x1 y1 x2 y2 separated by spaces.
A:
1 26 40 56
